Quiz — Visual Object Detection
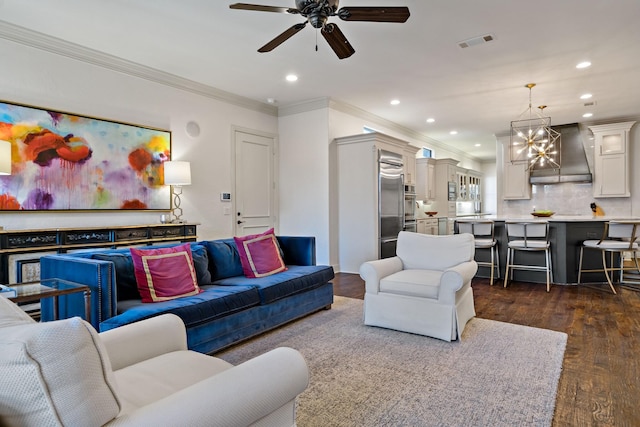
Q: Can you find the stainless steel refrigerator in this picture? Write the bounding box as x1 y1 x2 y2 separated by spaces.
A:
379 150 404 259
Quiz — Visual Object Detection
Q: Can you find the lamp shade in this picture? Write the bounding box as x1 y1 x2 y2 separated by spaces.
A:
163 161 191 185
0 140 11 175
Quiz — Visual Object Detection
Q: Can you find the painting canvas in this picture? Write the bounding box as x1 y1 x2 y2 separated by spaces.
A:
0 100 171 211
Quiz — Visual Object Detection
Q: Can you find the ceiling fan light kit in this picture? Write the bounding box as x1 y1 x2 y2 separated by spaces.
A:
230 1 410 59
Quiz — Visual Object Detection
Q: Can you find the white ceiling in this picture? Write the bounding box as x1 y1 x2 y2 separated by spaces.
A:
1 0 639 161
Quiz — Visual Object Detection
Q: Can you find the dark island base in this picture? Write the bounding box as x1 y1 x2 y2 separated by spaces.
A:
467 220 627 285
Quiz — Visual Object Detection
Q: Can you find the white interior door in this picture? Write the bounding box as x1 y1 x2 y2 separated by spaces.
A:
234 129 277 236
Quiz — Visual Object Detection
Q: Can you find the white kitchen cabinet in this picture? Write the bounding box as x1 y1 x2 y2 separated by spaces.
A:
416 157 436 201
456 169 468 201
468 172 482 201
434 158 459 202
403 146 419 186
589 121 636 198
502 138 531 199
417 218 438 235
335 132 416 273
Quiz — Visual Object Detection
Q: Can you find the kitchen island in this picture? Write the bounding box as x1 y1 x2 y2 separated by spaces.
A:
456 216 638 285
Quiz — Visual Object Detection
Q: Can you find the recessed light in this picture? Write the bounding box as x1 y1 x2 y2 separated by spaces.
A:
576 61 591 69
580 93 592 100
286 74 298 82
390 99 400 106
450 130 458 135
582 113 593 118
267 98 277 104
474 144 481 147
426 118 435 123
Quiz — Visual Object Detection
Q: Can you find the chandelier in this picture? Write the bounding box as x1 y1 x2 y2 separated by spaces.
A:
510 83 560 170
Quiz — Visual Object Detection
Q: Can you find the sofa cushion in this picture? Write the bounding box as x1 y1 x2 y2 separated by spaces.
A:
93 253 140 301
203 239 244 280
213 265 335 304
92 244 211 300
0 292 36 328
115 350 232 416
191 245 213 285
130 243 202 303
100 285 261 331
0 309 120 427
234 228 287 278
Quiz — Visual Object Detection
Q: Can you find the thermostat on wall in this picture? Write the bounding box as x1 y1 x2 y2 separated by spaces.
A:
221 192 231 201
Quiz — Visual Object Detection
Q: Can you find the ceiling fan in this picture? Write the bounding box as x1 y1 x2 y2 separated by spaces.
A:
229 1 410 59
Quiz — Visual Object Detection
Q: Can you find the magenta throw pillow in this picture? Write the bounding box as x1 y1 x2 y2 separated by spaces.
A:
234 228 287 278
130 243 201 303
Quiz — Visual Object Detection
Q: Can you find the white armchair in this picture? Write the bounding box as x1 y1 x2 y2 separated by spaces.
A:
360 231 478 341
0 296 308 427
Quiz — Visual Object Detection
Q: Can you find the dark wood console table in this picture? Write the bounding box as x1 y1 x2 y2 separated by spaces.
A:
0 223 197 284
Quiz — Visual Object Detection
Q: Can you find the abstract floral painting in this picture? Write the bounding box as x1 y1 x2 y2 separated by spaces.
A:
0 100 171 211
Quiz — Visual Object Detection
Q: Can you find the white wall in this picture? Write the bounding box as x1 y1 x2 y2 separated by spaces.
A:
278 109 331 264
0 38 278 240
1 36 491 272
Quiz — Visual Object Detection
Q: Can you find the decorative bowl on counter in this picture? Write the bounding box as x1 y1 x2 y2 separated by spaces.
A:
425 211 438 217
531 211 555 217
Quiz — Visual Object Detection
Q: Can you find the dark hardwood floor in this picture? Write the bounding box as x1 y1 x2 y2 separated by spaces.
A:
332 273 640 427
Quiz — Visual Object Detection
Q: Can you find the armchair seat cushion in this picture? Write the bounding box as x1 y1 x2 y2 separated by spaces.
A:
380 269 441 299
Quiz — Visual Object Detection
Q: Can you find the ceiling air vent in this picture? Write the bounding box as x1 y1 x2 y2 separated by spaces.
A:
458 34 495 49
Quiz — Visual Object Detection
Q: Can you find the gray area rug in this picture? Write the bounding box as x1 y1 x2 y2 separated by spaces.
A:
217 296 567 426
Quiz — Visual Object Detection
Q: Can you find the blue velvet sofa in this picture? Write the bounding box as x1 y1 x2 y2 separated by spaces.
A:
39 236 334 354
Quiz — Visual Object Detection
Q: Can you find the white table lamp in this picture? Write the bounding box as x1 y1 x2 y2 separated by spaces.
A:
163 161 191 223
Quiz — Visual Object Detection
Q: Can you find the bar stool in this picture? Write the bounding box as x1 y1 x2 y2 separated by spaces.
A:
503 220 553 292
577 220 640 294
457 219 500 284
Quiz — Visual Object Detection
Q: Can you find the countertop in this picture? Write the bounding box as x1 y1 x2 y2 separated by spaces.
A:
474 215 640 222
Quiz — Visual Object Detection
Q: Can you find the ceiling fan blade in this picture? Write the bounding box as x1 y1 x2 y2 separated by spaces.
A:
229 3 296 14
258 22 307 52
337 6 410 23
321 23 355 60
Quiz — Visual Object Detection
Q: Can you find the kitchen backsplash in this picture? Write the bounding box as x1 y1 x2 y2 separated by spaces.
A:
501 182 632 217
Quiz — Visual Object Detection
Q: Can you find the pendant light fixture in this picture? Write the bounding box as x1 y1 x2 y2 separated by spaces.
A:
510 83 561 170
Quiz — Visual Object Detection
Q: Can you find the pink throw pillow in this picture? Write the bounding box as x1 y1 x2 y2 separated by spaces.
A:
130 243 201 303
234 228 287 278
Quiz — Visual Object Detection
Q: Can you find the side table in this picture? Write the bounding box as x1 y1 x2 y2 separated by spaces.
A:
8 278 91 323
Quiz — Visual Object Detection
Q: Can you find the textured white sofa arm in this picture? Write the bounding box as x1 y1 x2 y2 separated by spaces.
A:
106 347 309 427
360 256 404 294
438 261 479 303
100 313 188 371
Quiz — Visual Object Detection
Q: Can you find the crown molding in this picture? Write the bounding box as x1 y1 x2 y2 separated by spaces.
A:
0 20 484 163
0 20 277 116
279 96 482 162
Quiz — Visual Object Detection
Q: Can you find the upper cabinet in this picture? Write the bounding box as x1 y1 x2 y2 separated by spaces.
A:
455 168 482 201
416 158 436 201
589 121 636 198
403 146 420 186
456 169 468 200
468 171 482 202
501 138 531 199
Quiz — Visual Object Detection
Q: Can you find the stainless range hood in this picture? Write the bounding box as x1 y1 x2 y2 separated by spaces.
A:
529 123 592 184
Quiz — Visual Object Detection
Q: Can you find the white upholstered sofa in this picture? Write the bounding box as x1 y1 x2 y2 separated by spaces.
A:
0 296 308 427
360 231 478 341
